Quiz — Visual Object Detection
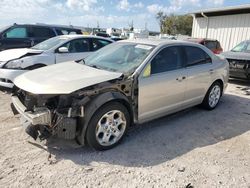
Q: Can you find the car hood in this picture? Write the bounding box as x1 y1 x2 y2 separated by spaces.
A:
0 48 43 62
221 51 250 60
14 62 123 94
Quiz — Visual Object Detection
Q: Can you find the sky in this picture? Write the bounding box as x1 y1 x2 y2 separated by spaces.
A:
0 0 250 31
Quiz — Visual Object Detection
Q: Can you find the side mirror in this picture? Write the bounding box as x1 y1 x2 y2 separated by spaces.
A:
58 47 69 53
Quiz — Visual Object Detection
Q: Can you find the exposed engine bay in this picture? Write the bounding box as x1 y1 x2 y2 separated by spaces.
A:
11 77 136 144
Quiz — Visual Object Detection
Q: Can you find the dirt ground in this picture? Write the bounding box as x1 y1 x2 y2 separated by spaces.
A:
0 80 249 188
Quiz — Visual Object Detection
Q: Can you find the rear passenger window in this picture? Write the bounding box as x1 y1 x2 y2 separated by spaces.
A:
5 27 27 38
55 29 81 35
185 46 211 67
151 46 184 74
31 27 55 38
61 39 90 53
92 39 112 51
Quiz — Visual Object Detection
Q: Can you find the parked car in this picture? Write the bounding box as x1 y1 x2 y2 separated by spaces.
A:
95 32 110 38
221 40 250 80
110 36 125 41
0 35 113 88
11 39 229 150
0 23 82 51
185 38 223 54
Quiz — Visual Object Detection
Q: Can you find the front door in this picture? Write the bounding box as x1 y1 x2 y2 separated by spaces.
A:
138 46 187 123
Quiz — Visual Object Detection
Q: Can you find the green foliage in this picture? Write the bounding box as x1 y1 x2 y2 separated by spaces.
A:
156 12 193 36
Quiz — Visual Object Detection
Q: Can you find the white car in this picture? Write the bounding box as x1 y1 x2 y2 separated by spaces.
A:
0 35 113 88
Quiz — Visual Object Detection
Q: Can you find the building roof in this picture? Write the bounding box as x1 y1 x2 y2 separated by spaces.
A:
191 4 250 17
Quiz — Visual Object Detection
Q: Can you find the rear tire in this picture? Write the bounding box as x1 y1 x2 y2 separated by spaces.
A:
202 81 222 110
86 102 130 151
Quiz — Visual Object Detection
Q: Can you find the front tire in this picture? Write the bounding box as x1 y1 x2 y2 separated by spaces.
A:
86 102 130 150
202 82 222 110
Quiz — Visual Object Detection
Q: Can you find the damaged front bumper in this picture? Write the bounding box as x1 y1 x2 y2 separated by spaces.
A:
11 95 78 140
11 96 51 125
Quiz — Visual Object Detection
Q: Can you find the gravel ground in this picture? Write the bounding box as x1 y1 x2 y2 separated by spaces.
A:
0 80 249 188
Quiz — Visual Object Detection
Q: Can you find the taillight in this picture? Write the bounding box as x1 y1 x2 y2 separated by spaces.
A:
213 48 223 54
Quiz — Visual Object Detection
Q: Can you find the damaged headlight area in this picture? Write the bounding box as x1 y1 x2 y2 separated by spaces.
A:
11 88 90 141
4 59 23 69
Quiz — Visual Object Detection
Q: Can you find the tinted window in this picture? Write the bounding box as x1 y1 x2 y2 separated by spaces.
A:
61 38 90 53
205 41 217 50
92 39 112 51
185 46 211 66
216 41 222 49
151 46 183 74
5 27 27 38
31 27 55 38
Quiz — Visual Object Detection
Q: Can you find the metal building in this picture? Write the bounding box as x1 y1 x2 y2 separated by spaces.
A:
191 4 250 51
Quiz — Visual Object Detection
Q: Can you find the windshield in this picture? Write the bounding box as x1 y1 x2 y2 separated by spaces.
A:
83 42 155 74
31 37 68 50
231 41 250 52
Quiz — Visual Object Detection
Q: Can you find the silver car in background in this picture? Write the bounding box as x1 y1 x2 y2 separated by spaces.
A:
0 35 113 88
11 39 229 150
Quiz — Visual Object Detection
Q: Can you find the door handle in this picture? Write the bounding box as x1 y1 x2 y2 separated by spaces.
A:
209 69 214 74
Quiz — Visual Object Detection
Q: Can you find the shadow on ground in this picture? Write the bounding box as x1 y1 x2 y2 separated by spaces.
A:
42 93 250 167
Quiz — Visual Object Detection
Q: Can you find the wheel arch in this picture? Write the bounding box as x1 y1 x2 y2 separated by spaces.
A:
76 91 133 145
201 78 224 104
211 78 224 94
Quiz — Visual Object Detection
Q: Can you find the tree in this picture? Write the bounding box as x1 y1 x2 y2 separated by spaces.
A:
156 13 193 36
156 11 166 33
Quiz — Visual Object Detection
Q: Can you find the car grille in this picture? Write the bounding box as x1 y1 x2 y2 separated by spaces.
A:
227 59 250 69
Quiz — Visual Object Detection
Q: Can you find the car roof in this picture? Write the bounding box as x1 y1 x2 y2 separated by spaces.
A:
118 38 194 47
56 34 114 41
12 23 81 30
185 38 218 43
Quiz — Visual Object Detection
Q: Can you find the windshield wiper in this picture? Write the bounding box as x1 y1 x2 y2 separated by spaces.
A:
75 59 84 63
88 64 102 69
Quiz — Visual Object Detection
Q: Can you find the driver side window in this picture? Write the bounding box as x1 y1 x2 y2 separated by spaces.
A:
151 46 184 75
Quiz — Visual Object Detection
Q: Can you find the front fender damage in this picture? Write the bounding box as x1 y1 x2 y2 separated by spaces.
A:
12 77 137 144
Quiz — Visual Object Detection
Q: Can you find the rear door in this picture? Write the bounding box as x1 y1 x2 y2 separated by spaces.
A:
29 26 56 46
182 46 213 107
0 26 30 50
55 38 91 63
138 45 187 122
